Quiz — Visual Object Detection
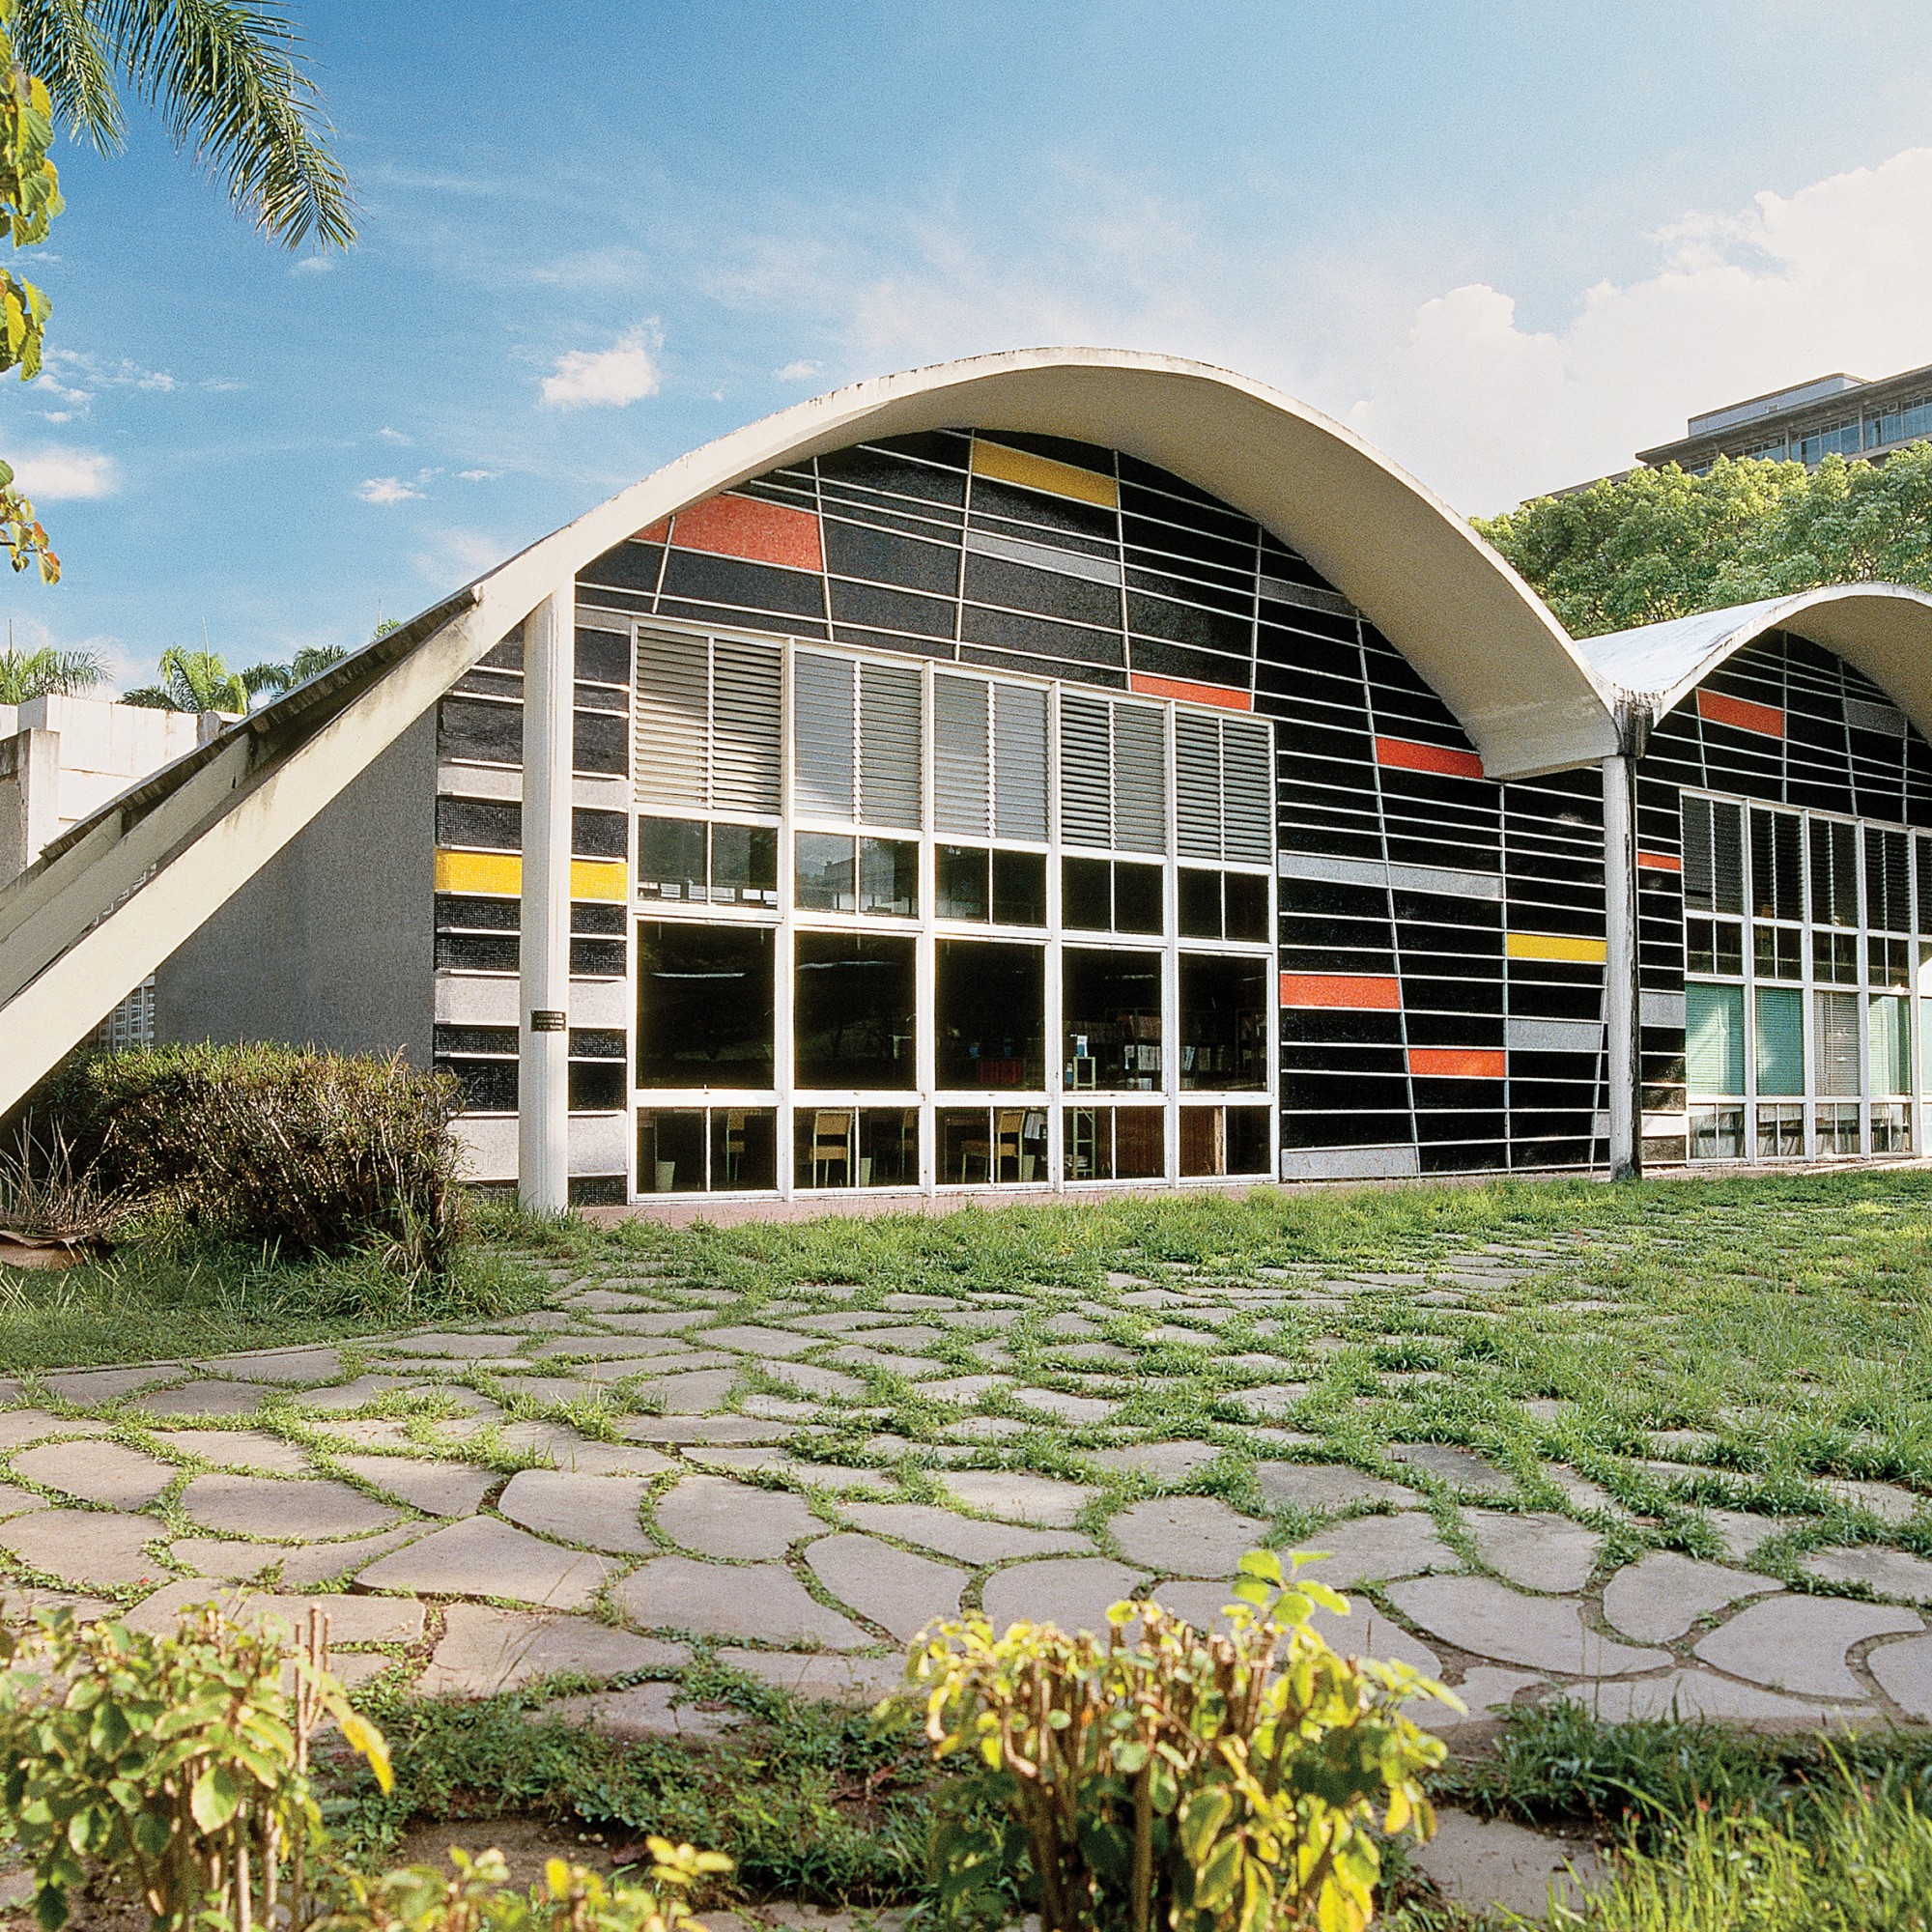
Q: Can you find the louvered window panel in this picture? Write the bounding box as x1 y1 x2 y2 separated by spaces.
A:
859 661 923 829
1865 825 1910 932
1683 797 1714 910
992 682 1048 841
793 652 855 817
1710 800 1744 914
1809 818 1859 926
1059 693 1113 849
1918 836 1932 936
1221 719 1274 863
1754 987 1804 1096
1175 713 1222 859
1749 808 1803 921
634 627 708 808
1815 989 1861 1096
1113 703 1168 854
710 637 782 813
933 675 990 835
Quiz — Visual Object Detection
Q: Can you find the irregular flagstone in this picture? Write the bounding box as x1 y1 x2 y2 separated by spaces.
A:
278 1524 429 1587
826 1347 947 1378
716 1646 903 1704
655 1475 822 1558
571 1352 741 1385
1692 1596 1922 1698
333 1455 496 1519
838 1325 942 1350
699 1325 819 1358
1825 1478 1923 1525
617 1414 790 1445
288 1376 420 1413
1251 1463 1413 1513
0 1410 106 1447
13 1439 173 1509
614 1556 867 1648
356 1517 617 1609
477 1422 675 1477
182 1473 402 1541
1585 1668 1853 1725
170 1538 280 1581
122 1578 424 1644
1309 1603 1445 1677
807 1533 967 1640
838 1501 1088 1565
1087 1441 1218 1482
130 1381 273 1420
766 1362 867 1401
1387 1577 1671 1677
1412 1810 1603 1920
1464 1511 1603 1594
497 1470 654 1554
1868 1634 1932 1720
1388 1443 1517 1495
626 1369 743 1414
1706 1509 1796 1562
592 1311 698 1335
1292 1512 1458 1589
383 1332 526 1358
1110 1496 1268 1578
545 1683 741 1739
918 1376 1009 1405
40 1366 178 1405
196 1347 344 1384
149 1430 313 1475
2 1586 109 1623
1012 1389 1119 1425
1222 1384 1312 1418
1543 1467 1627 1517
942 1470 1094 1528
1052 1343 1136 1367
0 1508 165 1589
1603 1553 1783 1643
740 1396 824 1422
485 1378 589 1407
1427 1668 1548 1730
1802 1545 1932 1601
417 1604 688 1695
0 1482 45 1517
980 1558 1149 1637
686 1448 891 1492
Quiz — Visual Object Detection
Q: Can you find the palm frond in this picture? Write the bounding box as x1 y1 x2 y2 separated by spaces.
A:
239 656 289 696
91 0 355 247
11 0 122 151
0 643 105 701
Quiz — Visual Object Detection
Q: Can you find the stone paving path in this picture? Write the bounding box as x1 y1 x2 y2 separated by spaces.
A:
0 1241 1928 1743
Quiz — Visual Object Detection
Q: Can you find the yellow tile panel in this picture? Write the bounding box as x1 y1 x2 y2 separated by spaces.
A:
570 859 629 901
971 438 1119 508
435 848 520 896
1505 931 1608 964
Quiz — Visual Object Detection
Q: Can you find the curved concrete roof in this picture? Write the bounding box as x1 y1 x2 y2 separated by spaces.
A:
483 347 1620 780
1576 582 1932 737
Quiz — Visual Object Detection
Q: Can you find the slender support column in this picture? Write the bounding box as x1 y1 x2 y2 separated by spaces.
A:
1603 750 1639 1179
518 590 574 1215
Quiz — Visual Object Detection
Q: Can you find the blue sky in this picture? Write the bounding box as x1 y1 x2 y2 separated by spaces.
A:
10 0 1932 689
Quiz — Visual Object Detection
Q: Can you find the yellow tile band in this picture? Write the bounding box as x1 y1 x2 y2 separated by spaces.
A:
434 850 630 902
1506 931 1609 964
972 438 1119 509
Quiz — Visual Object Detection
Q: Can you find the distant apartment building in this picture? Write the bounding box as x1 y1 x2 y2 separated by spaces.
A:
1638 362 1932 475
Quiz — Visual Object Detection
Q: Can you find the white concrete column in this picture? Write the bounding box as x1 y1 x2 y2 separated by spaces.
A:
519 591 574 1215
1603 751 1638 1179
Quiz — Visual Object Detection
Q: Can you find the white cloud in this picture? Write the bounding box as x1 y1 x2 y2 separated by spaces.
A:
539 326 662 410
457 468 501 482
411 526 510 584
290 255 334 275
377 426 412 444
774 358 822 382
356 475 421 504
531 246 651 291
10 446 119 498
3 612 141 691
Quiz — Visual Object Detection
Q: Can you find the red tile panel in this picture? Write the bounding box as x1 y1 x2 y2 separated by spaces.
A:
1636 851 1684 872
667 494 823 573
1407 1046 1505 1079
1280 973 1402 1011
1374 736 1486 780
1695 689 1784 739
1128 670 1252 712
634 517 672 544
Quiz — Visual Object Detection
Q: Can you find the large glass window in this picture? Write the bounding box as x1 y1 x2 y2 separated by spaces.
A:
937 1106 1047 1184
794 1107 920 1188
1686 981 1745 1095
1062 857 1162 934
637 923 775 1088
795 933 918 1089
1179 953 1268 1090
639 1107 778 1192
639 817 778 905
1064 1106 1164 1181
1754 988 1804 1096
1063 949 1162 1091
935 940 1045 1089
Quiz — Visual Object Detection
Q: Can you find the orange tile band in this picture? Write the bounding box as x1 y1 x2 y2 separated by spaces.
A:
1695 689 1785 739
661 493 824 573
1636 851 1684 872
1280 972 1402 1010
1374 735 1486 780
1407 1046 1506 1079
1128 671 1253 712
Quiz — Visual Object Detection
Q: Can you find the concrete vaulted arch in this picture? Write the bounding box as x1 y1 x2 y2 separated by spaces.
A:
0 347 1618 1118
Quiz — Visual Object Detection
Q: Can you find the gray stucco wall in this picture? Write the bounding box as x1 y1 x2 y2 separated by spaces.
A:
155 712 435 1060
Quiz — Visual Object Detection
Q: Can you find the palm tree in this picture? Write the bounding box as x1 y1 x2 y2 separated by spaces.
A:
14 0 355 247
0 642 105 701
238 640 346 699
121 643 247 713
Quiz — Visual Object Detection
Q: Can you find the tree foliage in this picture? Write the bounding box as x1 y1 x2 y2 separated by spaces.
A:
1476 447 1932 639
121 641 249 711
0 639 102 698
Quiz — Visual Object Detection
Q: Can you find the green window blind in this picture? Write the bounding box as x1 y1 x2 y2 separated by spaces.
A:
1754 987 1804 1096
1871 995 1911 1096
1814 990 1861 1097
1686 982 1745 1096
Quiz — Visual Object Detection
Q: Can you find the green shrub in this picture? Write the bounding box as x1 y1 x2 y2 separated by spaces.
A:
319 1842 731 1932
906 1549 1453 1932
0 1602 391 1931
38 1043 467 1278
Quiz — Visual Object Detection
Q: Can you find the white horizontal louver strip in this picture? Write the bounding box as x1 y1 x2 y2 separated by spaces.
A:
859 660 924 829
1220 718 1275 863
633 626 708 809
710 637 782 814
1112 701 1167 855
1175 712 1223 860
933 674 990 837
1059 692 1112 849
793 652 856 818
993 682 1048 841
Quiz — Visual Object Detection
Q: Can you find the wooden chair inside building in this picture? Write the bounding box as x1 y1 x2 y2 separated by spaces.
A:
810 1110 851 1187
720 1110 748 1187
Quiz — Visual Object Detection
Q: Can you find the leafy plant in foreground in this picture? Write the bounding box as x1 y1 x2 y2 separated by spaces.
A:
907 1549 1454 1932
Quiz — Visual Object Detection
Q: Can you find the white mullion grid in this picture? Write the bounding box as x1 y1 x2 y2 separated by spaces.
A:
1163 697 1180 1182
917 659 938 1195
1741 797 1759 1159
623 622 645 1194
774 638 798 1198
